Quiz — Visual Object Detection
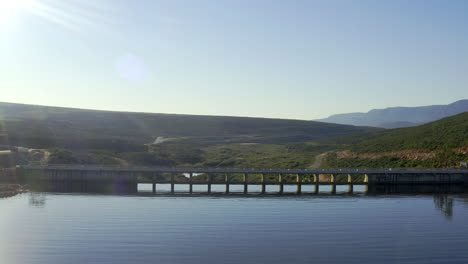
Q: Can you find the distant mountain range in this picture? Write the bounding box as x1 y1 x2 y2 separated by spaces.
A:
315 99 468 128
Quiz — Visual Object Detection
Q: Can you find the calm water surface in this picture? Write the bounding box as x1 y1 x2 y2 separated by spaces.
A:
1 189 468 264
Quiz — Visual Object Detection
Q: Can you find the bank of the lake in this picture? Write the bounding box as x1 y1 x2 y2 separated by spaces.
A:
0 184 28 198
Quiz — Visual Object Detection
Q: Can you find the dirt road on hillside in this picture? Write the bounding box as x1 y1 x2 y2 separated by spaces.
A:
309 152 329 169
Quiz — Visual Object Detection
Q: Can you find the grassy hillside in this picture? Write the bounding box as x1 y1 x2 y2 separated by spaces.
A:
0 102 379 168
322 112 468 168
348 112 467 153
2 103 464 168
0 102 377 150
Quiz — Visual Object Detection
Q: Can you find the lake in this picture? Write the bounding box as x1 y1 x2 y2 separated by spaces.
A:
1 186 468 264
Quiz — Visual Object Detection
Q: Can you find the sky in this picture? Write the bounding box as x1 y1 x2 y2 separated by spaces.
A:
0 0 467 120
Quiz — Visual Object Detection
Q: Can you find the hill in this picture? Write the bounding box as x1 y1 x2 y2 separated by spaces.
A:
0 102 380 168
0 102 377 149
322 112 468 168
315 99 468 128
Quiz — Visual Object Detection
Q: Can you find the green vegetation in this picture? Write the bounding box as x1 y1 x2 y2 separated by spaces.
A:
0 102 378 168
0 154 14 168
322 113 468 168
0 102 466 169
328 112 468 153
0 184 27 198
47 149 120 165
323 150 467 168
44 142 320 168
0 102 378 150
200 143 316 168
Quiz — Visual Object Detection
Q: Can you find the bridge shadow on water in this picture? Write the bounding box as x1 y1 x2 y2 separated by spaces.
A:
24 183 468 220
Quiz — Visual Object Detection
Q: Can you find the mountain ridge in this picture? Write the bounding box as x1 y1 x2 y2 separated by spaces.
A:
315 99 468 128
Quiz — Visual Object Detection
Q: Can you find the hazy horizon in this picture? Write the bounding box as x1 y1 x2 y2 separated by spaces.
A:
0 99 466 121
1 0 467 119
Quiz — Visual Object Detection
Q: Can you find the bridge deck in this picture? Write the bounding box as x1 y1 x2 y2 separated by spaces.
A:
14 165 468 194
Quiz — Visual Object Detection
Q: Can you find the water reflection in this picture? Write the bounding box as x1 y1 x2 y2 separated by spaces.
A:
28 182 138 194
367 184 468 194
433 195 454 220
26 183 468 220
28 182 468 195
28 193 46 208
3 185 468 264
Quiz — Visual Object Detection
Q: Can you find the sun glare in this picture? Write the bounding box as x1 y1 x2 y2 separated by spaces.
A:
0 0 109 32
0 0 35 24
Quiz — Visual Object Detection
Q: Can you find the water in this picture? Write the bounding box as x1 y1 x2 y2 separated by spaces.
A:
1 190 468 264
138 183 368 194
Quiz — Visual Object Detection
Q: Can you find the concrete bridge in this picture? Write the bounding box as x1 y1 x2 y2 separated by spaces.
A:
13 165 468 195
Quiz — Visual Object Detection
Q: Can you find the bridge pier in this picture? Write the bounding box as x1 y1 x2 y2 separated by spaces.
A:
225 173 230 194
171 173 175 194
347 174 353 194
330 174 337 194
243 174 248 194
189 173 193 194
207 174 212 194
296 174 301 194
261 174 266 194
278 174 283 194
152 173 156 194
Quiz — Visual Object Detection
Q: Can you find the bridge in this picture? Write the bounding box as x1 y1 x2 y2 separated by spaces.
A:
10 165 468 195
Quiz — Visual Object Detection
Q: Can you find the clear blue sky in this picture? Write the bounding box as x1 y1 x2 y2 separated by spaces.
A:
0 0 467 120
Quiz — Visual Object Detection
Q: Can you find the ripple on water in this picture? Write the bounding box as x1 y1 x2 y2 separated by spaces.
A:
0 193 468 264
